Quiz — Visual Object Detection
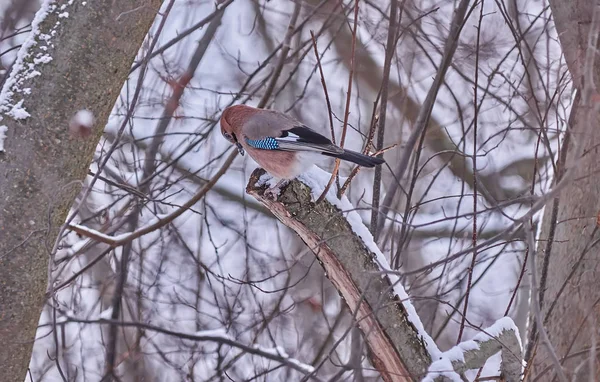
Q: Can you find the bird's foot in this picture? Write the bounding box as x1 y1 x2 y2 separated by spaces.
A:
264 179 289 200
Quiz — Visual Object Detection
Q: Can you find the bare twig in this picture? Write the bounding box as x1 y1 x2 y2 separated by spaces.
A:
104 6 226 378
376 0 472 237
458 0 483 343
338 95 381 198
318 0 360 203
68 151 237 247
128 0 235 73
310 31 335 144
62 316 324 382
257 2 301 108
370 0 399 237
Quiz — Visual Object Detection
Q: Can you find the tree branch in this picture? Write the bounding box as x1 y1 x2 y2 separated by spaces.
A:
247 168 431 381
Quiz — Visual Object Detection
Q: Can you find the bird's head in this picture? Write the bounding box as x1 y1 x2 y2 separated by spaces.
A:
221 105 256 156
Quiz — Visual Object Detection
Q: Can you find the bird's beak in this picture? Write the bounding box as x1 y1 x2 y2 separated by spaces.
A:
236 142 245 156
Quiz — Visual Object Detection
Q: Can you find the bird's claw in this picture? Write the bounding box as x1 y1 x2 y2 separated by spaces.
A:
264 179 289 200
264 187 280 200
236 142 245 156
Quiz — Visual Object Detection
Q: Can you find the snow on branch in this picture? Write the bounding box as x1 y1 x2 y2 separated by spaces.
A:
247 167 433 382
423 317 523 382
58 316 323 381
247 167 524 382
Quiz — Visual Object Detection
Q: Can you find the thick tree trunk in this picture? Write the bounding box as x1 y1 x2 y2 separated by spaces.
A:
0 1 161 381
532 0 600 380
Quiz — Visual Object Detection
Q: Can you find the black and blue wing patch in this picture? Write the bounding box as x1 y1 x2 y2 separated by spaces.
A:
246 137 280 150
284 125 332 144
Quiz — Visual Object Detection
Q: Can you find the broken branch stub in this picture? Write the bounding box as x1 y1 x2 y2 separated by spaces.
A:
246 168 431 382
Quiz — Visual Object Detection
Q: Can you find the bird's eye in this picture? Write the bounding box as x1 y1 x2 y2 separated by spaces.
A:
223 132 233 141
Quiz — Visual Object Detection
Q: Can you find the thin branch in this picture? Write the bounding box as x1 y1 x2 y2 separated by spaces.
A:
317 0 360 203
376 0 472 237
257 2 301 108
338 94 381 197
370 0 399 237
458 0 483 343
310 30 335 144
62 317 324 382
128 0 235 73
69 151 237 247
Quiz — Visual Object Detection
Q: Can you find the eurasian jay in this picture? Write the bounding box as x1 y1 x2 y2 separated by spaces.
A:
220 105 385 197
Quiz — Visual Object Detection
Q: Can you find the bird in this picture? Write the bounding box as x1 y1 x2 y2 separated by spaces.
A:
220 104 385 198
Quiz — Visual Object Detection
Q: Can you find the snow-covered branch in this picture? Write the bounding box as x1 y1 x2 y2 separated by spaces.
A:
59 316 324 382
247 167 433 382
423 317 523 382
247 167 525 382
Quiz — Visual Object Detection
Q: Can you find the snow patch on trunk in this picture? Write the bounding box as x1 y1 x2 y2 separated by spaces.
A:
0 0 76 152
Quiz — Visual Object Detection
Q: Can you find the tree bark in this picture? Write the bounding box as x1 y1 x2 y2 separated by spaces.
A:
247 169 525 381
0 1 161 381
532 0 600 380
247 169 432 381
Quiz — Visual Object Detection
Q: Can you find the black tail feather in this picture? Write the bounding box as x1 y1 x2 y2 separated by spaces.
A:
322 149 385 168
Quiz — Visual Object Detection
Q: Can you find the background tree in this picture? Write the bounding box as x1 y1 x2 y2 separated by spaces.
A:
528 0 600 380
0 1 160 381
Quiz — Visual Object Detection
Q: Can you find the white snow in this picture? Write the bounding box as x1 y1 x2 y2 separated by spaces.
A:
0 0 74 151
421 316 522 381
474 316 522 350
0 125 7 151
293 166 442 359
444 340 479 362
0 0 54 113
72 109 95 128
99 308 113 320
70 224 116 242
7 100 31 120
194 328 229 338
25 70 42 80
287 358 316 374
254 344 289 358
252 344 315 373
421 357 462 382
58 12 69 18
34 55 53 65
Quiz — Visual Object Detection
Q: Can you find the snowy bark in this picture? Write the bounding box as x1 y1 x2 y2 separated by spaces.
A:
0 1 161 381
247 168 432 381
